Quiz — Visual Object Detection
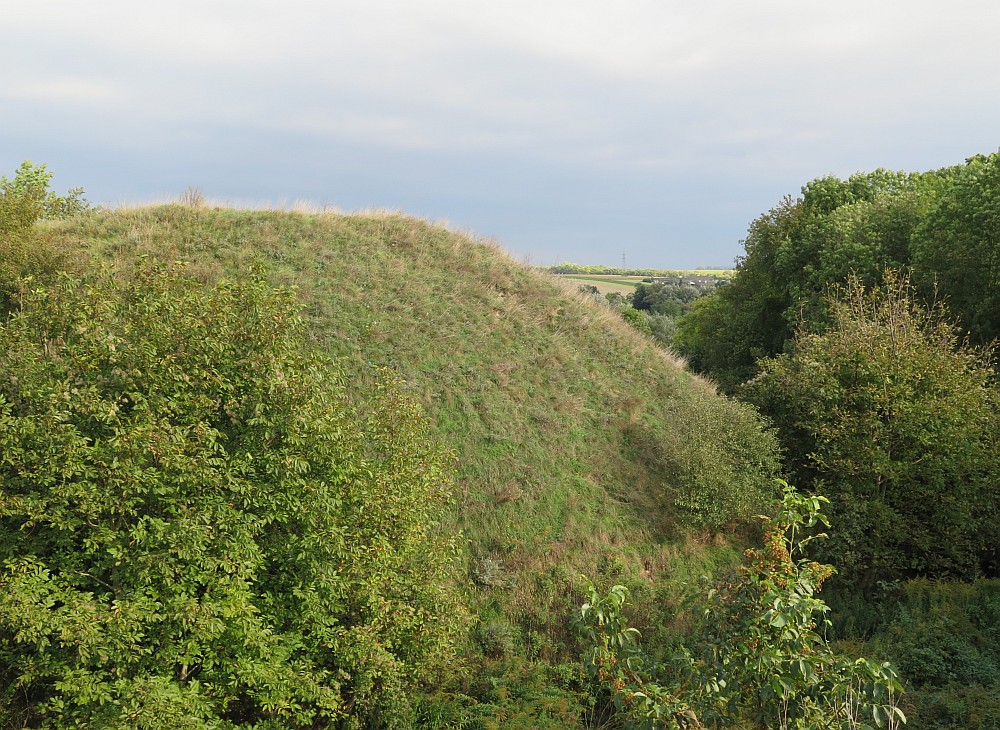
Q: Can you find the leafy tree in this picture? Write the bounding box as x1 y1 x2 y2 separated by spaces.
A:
578 483 905 729
632 282 704 319
620 305 654 336
647 313 677 349
0 264 465 728
605 291 627 307
742 273 999 588
0 160 90 236
912 151 1000 345
675 169 949 390
1 161 91 313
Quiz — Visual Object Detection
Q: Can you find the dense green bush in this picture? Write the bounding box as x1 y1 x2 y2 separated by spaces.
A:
578 484 905 729
647 313 677 349
620 305 653 336
830 579 1000 729
0 265 466 728
743 273 999 588
0 160 90 236
878 580 1000 689
900 684 1000 730
416 657 591 729
0 161 90 313
622 386 781 530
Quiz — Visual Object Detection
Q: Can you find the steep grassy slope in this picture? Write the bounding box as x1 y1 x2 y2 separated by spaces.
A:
39 205 780 650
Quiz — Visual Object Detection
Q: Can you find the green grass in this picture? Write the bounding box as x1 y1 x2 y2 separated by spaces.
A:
38 204 779 718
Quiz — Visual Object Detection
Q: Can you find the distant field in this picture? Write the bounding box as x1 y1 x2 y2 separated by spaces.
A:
557 274 645 295
556 271 732 296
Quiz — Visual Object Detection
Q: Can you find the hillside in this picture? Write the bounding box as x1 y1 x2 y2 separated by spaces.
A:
34 204 781 716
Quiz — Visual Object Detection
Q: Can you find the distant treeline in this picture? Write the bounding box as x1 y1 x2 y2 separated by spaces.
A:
545 262 734 277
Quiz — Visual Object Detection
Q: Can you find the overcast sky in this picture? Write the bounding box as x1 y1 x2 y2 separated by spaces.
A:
3 1 998 268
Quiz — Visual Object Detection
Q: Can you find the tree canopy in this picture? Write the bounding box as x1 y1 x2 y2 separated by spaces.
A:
674 162 976 390
912 152 1000 345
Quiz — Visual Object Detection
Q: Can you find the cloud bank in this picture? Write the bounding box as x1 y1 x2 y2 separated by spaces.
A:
3 1 998 266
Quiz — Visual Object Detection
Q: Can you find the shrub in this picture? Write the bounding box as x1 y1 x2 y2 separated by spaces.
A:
878 579 1000 689
743 272 1000 587
578 484 906 729
1 161 91 314
0 160 90 236
0 264 466 728
624 387 781 530
620 305 653 336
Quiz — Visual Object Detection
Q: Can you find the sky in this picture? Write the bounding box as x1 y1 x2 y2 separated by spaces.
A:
3 1 999 268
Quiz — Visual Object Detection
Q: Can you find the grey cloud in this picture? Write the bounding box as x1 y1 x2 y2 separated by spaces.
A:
3 1 1000 268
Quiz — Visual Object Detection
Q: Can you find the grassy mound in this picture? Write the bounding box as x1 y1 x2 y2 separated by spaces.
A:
39 205 780 658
